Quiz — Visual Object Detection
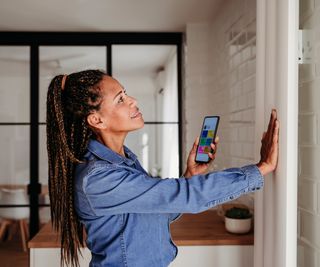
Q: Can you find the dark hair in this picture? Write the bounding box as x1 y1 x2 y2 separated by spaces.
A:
46 69 106 267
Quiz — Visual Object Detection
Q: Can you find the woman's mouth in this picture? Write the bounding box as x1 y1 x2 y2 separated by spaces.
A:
130 110 142 119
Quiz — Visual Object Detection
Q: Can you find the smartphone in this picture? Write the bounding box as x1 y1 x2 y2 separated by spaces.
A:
195 116 220 163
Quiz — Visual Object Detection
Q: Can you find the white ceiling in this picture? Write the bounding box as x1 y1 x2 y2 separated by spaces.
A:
0 0 223 78
0 0 222 32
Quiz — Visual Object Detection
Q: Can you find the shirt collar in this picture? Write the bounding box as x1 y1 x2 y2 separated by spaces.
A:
87 138 137 166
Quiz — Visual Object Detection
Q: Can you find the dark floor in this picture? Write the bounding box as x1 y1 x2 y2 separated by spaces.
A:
0 233 29 267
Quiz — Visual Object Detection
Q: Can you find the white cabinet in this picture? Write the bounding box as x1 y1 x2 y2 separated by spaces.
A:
30 245 253 267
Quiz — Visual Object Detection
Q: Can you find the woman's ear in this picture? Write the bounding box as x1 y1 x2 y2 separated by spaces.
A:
87 113 106 130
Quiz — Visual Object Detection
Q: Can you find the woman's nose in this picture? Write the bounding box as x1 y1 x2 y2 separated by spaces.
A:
128 96 137 106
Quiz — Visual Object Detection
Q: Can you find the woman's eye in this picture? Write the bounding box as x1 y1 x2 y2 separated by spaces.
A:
118 96 124 103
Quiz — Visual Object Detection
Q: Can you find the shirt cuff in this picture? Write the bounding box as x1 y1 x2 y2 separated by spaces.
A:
240 164 264 192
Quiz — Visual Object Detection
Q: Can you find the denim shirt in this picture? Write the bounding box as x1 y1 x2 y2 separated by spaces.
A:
74 139 264 267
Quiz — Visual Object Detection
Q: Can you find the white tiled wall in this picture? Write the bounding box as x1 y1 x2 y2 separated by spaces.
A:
184 0 257 208
298 0 320 266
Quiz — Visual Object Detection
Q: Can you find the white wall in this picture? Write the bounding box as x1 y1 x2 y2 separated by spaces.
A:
298 0 320 266
184 0 257 210
30 246 254 267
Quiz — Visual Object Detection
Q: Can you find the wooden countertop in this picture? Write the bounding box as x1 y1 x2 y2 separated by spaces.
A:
28 210 253 249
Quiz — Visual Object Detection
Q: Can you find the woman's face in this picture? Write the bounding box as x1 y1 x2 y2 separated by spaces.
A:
91 75 144 134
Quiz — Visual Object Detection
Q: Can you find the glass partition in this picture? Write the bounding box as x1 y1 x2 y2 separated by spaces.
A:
113 45 179 177
38 46 107 223
0 46 30 253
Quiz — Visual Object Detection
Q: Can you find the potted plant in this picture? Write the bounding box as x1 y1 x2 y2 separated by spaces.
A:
224 207 253 234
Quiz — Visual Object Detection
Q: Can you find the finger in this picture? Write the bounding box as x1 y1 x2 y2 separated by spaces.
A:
195 136 200 145
214 136 220 144
267 109 277 136
210 143 217 153
262 131 266 139
191 136 200 153
208 152 215 160
266 109 277 144
273 120 279 143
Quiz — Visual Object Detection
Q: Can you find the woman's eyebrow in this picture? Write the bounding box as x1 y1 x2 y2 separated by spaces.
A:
113 90 123 101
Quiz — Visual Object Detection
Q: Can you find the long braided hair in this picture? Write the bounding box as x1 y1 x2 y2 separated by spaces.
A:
46 69 106 267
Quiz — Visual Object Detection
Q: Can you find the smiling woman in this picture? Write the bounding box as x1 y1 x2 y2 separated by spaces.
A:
46 68 279 267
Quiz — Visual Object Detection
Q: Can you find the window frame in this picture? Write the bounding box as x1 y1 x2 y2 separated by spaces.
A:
0 31 183 238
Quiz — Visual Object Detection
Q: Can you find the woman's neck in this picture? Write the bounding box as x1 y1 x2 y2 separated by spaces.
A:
96 132 127 157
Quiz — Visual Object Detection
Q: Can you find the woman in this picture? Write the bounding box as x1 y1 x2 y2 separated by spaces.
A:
46 69 279 267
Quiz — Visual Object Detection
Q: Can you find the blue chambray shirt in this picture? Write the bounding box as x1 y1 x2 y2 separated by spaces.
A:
74 139 264 267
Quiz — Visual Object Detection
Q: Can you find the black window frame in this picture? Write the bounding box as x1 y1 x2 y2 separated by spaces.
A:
0 31 183 238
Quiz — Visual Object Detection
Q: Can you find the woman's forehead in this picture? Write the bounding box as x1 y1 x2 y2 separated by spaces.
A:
100 76 124 97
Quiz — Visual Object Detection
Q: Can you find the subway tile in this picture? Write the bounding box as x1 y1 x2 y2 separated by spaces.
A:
233 143 242 157
299 63 315 83
247 58 256 76
298 113 318 145
243 76 255 93
298 209 301 238
238 62 248 80
230 69 238 86
318 183 320 214
299 147 320 179
229 44 238 57
298 179 316 212
238 127 247 142
230 128 238 142
247 126 254 142
238 95 247 110
234 82 242 97
316 44 320 63
299 0 314 22
299 79 320 112
233 52 242 67
300 210 320 250
251 44 256 57
243 109 255 122
247 91 256 108
297 239 318 267
242 143 253 158
241 46 251 62
315 63 320 77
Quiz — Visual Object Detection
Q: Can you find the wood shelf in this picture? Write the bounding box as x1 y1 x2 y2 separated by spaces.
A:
28 210 253 248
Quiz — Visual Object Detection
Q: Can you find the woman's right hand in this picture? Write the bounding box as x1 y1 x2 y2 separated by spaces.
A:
257 109 280 176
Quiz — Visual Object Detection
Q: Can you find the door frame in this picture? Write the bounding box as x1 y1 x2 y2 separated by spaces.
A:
254 0 299 266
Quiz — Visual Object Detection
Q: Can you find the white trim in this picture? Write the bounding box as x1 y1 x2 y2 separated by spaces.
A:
254 0 299 266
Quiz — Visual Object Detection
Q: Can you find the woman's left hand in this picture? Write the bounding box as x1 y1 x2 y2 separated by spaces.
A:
183 136 219 178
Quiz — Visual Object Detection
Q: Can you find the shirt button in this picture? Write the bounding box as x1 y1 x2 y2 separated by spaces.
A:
229 196 234 200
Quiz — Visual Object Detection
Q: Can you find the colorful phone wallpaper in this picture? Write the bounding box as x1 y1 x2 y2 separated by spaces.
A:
195 117 219 162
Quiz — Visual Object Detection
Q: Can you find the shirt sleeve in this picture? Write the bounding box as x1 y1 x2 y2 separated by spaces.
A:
83 164 264 216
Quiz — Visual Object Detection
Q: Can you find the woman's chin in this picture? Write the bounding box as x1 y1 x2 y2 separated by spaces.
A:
131 118 144 131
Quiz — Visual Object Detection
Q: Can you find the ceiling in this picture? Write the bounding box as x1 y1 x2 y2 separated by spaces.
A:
0 0 222 32
0 0 223 78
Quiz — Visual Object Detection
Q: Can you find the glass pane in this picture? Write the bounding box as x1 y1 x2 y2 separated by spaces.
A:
125 124 179 178
0 46 30 123
112 45 178 122
0 126 30 223
39 206 51 225
39 125 50 208
39 46 107 123
39 125 48 188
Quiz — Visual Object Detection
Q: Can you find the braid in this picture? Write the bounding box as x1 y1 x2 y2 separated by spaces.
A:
46 70 105 267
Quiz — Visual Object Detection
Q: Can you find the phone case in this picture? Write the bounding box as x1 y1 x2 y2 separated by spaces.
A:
195 116 220 163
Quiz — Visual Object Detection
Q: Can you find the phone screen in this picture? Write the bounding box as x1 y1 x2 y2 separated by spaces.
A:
195 116 220 163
